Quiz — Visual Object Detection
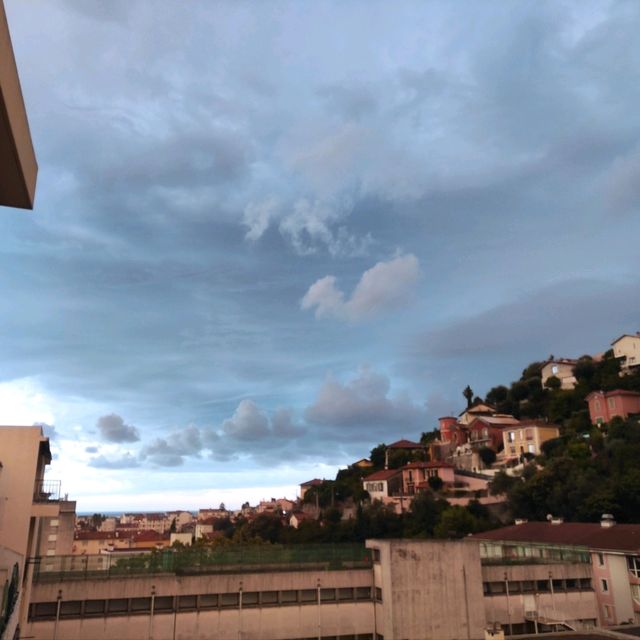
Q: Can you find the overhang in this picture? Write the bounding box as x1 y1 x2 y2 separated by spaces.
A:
0 1 37 209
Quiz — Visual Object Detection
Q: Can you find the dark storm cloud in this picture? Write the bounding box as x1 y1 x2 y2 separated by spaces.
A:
3 0 640 493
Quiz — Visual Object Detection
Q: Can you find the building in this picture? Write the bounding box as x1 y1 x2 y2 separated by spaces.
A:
0 0 38 209
502 421 560 459
467 415 520 451
383 439 425 469
541 358 578 390
586 389 640 425
23 537 607 640
299 479 323 500
36 499 76 558
475 517 640 626
612 333 640 375
458 402 497 425
362 469 402 504
400 461 455 496
0 426 64 638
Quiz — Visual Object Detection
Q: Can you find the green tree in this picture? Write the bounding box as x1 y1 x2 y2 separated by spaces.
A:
463 386 474 408
478 447 497 467
434 506 480 538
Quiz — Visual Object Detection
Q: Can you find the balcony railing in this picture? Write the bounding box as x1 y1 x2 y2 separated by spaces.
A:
33 479 61 502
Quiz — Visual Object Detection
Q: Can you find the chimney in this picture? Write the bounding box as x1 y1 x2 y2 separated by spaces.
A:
514 518 528 526
601 514 616 528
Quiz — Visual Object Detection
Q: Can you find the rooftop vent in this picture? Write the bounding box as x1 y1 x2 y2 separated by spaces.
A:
601 514 616 528
515 519 528 526
547 514 564 525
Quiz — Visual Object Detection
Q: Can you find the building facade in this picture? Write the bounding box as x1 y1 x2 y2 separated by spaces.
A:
586 390 640 425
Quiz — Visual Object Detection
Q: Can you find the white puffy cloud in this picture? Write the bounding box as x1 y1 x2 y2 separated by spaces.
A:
140 425 203 467
304 365 424 431
222 400 270 440
97 414 140 443
301 253 420 321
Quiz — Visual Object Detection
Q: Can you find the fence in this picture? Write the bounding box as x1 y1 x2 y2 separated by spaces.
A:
33 544 372 582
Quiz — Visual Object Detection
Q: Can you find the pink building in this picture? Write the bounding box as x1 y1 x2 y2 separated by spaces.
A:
586 389 640 425
401 461 455 495
438 416 467 446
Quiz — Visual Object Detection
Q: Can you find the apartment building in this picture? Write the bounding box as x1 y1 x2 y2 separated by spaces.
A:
475 517 640 626
541 359 578 390
0 426 63 638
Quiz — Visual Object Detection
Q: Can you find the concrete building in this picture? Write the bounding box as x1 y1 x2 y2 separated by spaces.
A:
36 499 76 558
586 389 640 425
0 426 63 638
541 359 578 390
476 518 640 626
24 537 608 640
0 0 38 210
612 333 640 375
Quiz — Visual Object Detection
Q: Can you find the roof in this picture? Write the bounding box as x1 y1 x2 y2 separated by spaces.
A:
543 358 578 366
133 530 167 542
586 389 640 401
364 469 402 481
300 478 323 487
387 439 423 449
474 521 640 553
458 402 496 417
469 415 520 427
403 461 454 470
74 531 116 541
612 332 640 345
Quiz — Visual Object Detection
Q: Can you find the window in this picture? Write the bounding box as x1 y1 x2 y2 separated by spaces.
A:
536 580 549 592
50 519 59 527
579 578 592 590
338 588 354 601
597 552 605 566
261 591 278 605
198 594 218 609
242 592 259 606
220 593 239 608
84 600 105 615
628 556 640 578
372 548 381 563
508 432 515 443
154 596 174 611
552 579 564 592
608 398 616 409
375 587 382 602
280 590 298 604
355 587 371 600
131 597 151 612
527 444 535 454
60 601 82 617
177 595 196 610
604 604 612 619
33 602 57 619
107 599 128 613
631 584 640 603
300 589 317 603
600 579 608 593
565 579 577 590
320 588 336 602
48 534 57 542
552 365 559 375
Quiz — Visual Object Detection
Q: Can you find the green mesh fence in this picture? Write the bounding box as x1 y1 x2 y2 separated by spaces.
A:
33 544 372 582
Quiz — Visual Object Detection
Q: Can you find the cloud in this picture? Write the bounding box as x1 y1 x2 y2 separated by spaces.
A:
140 426 203 467
222 399 270 440
85 446 99 453
304 366 424 432
243 197 279 242
301 253 420 321
36 423 57 440
89 452 140 469
97 414 140 443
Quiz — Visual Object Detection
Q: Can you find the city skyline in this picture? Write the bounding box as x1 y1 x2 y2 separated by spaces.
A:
3 0 640 511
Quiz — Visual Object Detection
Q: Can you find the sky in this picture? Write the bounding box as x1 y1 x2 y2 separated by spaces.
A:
2 0 640 512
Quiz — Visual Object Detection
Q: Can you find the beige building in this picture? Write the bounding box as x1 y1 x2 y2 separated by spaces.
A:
0 426 63 637
0 0 37 209
612 333 640 375
502 421 560 459
541 358 578 390
36 499 76 558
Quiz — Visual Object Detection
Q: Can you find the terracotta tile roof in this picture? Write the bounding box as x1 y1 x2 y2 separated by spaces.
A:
403 461 454 470
132 530 166 542
300 478 323 487
74 531 115 540
474 521 640 553
586 389 640 400
387 439 423 449
364 469 402 481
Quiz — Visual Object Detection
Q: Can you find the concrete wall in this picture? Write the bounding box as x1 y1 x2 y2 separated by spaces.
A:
27 568 375 640
367 539 486 640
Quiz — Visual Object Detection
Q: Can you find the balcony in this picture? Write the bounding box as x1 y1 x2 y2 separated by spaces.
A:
32 479 62 518
33 479 61 502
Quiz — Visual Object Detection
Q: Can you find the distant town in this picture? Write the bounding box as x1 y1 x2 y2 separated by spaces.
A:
3 331 640 639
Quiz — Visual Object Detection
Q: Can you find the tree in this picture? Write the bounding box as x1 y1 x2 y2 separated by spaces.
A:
169 517 177 533
427 476 443 491
369 443 387 469
463 386 474 408
478 447 497 467
434 506 480 538
219 502 226 511
544 375 561 390
485 385 508 406
489 471 517 496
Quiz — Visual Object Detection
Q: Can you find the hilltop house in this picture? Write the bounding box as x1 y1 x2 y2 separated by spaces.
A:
502 420 561 459
586 390 640 425
541 358 578 390
612 333 640 375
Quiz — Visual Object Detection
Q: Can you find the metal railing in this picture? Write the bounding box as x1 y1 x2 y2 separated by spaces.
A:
33 544 372 582
33 479 61 502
